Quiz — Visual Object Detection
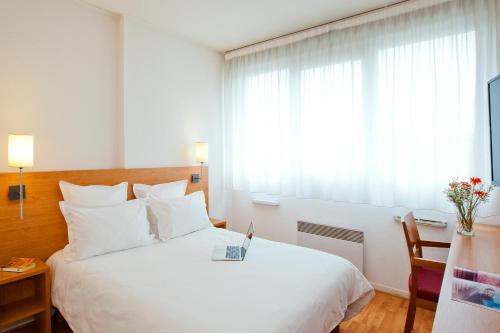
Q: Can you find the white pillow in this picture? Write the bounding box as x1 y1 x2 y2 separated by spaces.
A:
133 180 188 201
133 180 188 237
149 191 211 240
60 199 153 261
59 181 128 207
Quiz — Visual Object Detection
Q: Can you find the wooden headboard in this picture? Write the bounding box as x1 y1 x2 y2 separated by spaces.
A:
0 166 208 264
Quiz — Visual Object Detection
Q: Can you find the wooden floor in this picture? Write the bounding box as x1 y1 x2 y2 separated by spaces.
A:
340 292 435 333
12 292 434 333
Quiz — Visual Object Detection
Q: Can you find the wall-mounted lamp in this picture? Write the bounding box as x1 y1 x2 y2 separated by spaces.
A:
192 142 208 183
8 134 34 220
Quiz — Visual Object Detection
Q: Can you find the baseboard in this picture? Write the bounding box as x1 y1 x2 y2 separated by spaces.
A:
370 281 409 299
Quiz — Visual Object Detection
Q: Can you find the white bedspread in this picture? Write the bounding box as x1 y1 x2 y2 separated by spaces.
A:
48 227 374 333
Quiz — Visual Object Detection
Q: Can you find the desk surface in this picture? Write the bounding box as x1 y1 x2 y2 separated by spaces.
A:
432 224 500 332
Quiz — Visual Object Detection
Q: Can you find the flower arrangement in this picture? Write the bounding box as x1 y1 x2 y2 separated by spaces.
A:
444 177 493 236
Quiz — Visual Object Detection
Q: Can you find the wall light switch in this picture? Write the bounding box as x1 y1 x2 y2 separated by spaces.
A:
191 174 200 183
8 185 26 200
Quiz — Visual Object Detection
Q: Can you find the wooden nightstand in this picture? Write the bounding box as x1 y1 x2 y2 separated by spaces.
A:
210 217 226 229
0 259 51 333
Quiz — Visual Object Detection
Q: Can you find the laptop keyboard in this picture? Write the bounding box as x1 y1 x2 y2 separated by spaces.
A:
226 246 241 259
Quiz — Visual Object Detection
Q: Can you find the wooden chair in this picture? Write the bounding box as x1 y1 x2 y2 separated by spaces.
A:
401 212 450 333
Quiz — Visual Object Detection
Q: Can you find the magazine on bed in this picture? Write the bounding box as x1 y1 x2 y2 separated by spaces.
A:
452 267 500 312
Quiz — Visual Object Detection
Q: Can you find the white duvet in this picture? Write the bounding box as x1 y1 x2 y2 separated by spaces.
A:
48 227 374 333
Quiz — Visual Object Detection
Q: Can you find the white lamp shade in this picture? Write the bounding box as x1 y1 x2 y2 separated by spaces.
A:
195 142 208 164
8 134 34 168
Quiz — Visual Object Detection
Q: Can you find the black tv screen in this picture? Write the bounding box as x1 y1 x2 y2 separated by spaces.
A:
489 74 500 186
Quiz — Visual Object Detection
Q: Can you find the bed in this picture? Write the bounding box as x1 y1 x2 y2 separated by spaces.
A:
48 226 374 333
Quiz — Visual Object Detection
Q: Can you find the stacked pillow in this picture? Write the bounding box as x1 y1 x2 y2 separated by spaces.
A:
59 181 153 261
133 180 188 236
59 179 212 261
59 181 128 207
149 191 212 241
133 180 188 202
133 180 211 240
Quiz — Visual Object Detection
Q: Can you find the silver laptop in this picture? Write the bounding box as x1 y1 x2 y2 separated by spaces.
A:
212 223 254 261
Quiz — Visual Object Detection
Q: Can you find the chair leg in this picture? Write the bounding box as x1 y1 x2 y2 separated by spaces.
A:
404 291 417 333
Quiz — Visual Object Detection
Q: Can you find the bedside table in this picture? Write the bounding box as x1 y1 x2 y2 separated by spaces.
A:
0 259 51 333
210 217 226 229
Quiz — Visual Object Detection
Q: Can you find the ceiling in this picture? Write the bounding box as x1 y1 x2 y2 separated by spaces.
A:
83 0 402 52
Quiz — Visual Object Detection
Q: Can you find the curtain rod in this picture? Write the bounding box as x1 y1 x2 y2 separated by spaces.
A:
224 0 453 60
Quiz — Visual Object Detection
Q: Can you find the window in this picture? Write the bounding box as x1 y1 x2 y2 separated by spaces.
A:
224 1 494 210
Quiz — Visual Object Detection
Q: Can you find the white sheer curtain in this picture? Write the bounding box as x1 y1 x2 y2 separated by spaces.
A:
223 0 500 210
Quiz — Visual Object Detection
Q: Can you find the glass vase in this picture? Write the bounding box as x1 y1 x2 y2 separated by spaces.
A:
457 216 475 236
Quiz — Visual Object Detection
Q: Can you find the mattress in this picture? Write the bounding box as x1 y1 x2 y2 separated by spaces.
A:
47 227 374 333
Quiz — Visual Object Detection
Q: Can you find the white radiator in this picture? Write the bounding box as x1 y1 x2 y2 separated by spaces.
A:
297 221 364 273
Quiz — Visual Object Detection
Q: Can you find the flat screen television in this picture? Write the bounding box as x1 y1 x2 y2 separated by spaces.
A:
488 74 500 186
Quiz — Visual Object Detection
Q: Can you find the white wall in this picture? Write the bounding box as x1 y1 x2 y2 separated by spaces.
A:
122 17 224 216
228 192 500 295
0 1 224 216
0 0 120 172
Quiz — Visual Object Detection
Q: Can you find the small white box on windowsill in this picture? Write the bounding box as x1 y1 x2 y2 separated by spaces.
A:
251 193 280 206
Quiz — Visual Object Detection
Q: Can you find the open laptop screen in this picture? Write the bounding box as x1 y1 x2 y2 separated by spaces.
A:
241 223 254 258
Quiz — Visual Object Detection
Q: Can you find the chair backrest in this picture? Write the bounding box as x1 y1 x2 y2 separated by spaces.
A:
402 212 423 260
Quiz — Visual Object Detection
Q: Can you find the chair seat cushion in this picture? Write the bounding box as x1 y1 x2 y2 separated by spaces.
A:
408 267 444 302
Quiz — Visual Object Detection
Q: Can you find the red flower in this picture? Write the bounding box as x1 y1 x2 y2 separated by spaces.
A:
460 181 471 188
470 177 482 185
474 191 487 199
